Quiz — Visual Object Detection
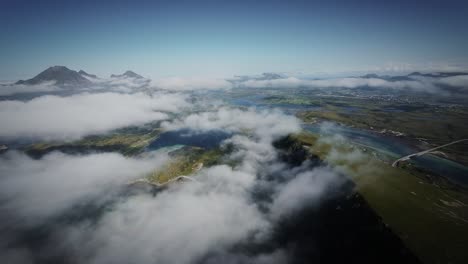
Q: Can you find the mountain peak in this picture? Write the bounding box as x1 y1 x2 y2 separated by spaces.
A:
361 73 380 79
16 66 92 87
111 70 144 79
48 65 69 71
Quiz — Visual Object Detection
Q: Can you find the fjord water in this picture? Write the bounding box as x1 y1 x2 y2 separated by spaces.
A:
304 123 468 186
215 91 468 186
148 129 232 150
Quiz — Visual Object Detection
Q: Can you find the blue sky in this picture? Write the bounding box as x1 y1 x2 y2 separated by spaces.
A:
1 0 468 79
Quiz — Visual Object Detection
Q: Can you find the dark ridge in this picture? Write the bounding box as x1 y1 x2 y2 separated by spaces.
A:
267 188 421 264
358 73 414 81
358 72 468 82
408 71 468 78
201 136 420 264
407 71 422 76
361 73 380 79
78 70 98 79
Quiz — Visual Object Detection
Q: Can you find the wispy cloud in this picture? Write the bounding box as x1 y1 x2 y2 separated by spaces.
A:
0 151 169 222
0 92 188 140
436 74 468 87
0 81 60 96
163 107 301 139
235 74 468 94
151 77 232 91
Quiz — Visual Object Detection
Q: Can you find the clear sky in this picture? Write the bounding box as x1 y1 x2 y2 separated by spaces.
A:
1 0 468 79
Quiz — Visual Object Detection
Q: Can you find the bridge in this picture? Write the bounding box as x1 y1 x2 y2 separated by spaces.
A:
391 139 468 167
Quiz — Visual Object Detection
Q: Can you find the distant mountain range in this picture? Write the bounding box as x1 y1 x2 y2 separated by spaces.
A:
233 71 468 85
111 70 144 79
13 67 467 91
15 66 145 87
359 71 468 81
16 66 93 87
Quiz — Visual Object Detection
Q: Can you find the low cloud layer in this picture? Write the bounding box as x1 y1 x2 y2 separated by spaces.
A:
151 77 232 91
0 92 188 140
241 76 430 90
163 107 301 139
3 70 468 98
436 74 468 88
234 74 468 94
96 72 468 94
87 75 153 93
0 81 60 96
68 165 268 264
0 151 168 222
0 105 344 264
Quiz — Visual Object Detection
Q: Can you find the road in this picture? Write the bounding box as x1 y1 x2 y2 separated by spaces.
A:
392 139 468 167
128 175 198 187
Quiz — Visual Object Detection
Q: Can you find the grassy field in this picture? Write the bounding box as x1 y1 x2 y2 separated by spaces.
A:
290 132 468 264
267 95 468 165
26 129 162 157
147 147 226 184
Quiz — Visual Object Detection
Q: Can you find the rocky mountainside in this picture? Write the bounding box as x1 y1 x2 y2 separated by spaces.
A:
78 70 98 79
16 66 92 87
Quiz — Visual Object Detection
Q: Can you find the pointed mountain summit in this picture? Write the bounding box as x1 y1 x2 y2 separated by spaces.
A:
16 66 92 87
111 70 144 79
361 73 380 79
78 70 98 79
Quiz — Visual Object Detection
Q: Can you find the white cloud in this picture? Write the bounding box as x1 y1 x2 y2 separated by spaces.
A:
0 92 188 140
0 101 344 264
240 76 432 91
235 73 468 93
0 151 169 222
163 107 301 140
151 77 232 91
437 74 468 87
99 76 152 92
68 164 267 264
76 75 230 93
371 61 468 74
270 166 342 219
